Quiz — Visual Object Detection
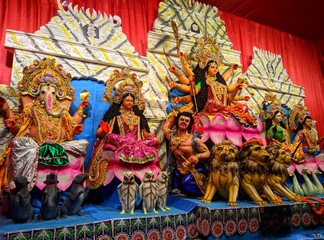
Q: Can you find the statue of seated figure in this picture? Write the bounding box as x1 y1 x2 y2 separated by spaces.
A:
166 35 256 127
87 68 161 190
294 116 324 156
261 93 304 163
168 52 249 107
0 58 89 193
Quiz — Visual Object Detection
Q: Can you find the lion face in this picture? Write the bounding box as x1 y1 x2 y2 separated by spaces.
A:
266 144 292 169
211 140 238 164
239 142 270 175
276 149 291 166
247 144 270 167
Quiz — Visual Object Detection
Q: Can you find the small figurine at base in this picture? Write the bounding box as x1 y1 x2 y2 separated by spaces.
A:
117 171 139 214
6 176 34 223
139 171 158 214
61 173 90 217
156 171 171 211
38 172 61 221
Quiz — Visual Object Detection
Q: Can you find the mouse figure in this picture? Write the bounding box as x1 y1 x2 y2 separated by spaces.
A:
156 171 171 211
39 172 61 221
7 176 34 223
61 173 90 217
139 171 158 214
117 171 139 214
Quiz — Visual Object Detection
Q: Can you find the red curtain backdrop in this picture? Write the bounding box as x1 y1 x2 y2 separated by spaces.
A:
0 0 323 136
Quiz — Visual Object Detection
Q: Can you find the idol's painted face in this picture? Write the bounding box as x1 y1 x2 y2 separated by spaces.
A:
207 62 218 77
178 115 191 131
273 112 283 123
304 118 313 128
122 95 134 111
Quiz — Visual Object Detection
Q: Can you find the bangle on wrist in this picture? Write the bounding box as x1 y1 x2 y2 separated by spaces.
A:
77 108 87 118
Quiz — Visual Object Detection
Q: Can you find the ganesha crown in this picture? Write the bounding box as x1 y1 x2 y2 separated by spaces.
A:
289 103 310 131
18 58 75 100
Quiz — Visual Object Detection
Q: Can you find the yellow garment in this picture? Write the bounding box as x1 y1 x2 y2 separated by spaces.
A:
16 105 77 145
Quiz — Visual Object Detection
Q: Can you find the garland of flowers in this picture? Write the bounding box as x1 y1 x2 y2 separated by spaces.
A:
228 103 257 127
300 196 324 216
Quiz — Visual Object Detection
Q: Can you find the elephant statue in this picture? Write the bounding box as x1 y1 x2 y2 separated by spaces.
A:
0 58 89 194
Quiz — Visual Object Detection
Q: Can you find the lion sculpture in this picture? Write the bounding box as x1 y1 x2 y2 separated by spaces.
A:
238 138 282 206
201 140 239 206
266 144 301 202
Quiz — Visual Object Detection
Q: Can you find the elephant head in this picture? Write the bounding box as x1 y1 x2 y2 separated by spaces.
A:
18 58 75 110
37 83 66 118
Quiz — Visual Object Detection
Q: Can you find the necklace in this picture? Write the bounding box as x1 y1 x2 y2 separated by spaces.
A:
171 133 191 148
121 111 139 132
33 103 62 144
206 76 227 105
303 128 318 148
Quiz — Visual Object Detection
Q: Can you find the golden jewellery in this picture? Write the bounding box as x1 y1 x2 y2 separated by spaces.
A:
171 133 191 148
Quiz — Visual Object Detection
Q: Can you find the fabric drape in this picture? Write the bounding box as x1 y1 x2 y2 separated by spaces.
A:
0 0 323 136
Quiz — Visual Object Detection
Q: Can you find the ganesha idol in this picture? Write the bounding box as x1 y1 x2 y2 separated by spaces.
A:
0 58 89 193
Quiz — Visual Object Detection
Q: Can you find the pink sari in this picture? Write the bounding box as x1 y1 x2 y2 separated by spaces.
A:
87 114 160 188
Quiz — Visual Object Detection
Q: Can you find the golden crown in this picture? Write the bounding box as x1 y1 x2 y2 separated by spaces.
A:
261 92 284 119
193 35 224 69
289 103 310 130
103 68 145 110
18 58 75 100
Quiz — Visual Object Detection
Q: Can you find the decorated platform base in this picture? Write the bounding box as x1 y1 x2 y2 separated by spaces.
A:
1 194 324 240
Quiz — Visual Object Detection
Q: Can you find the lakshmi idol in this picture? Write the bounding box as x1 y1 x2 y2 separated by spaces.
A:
87 68 160 190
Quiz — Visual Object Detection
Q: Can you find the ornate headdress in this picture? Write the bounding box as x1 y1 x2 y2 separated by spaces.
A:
193 35 224 69
18 58 75 100
289 103 310 131
261 92 285 120
103 68 145 110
